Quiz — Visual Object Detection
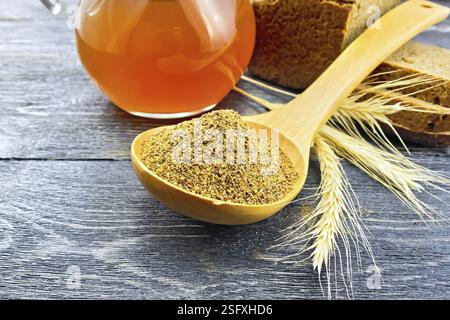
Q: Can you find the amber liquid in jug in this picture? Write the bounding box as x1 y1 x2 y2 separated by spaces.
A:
76 0 256 118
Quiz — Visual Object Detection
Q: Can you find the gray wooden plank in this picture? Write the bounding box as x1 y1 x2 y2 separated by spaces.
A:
0 0 449 300
0 158 449 299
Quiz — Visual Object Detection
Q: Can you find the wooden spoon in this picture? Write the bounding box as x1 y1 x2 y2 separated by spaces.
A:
131 0 450 225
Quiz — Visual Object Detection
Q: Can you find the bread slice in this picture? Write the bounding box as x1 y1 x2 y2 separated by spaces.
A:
366 42 450 146
357 84 450 147
374 41 450 109
249 0 401 89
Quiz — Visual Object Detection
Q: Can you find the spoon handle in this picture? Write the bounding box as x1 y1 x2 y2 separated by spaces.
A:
264 0 449 152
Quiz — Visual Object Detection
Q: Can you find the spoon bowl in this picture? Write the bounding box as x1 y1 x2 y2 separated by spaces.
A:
131 0 449 225
131 119 308 225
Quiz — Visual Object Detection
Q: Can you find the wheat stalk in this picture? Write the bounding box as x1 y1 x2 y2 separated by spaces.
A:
274 134 374 298
234 74 450 297
332 75 450 153
234 85 373 297
321 125 449 222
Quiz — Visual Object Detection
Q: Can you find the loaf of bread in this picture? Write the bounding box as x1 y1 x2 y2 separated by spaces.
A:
249 0 401 89
249 1 449 146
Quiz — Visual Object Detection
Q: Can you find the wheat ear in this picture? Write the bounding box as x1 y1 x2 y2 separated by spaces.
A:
321 125 450 222
279 134 374 298
332 75 450 153
237 84 375 297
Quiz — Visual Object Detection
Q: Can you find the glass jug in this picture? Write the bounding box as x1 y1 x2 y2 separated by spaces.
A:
43 0 256 119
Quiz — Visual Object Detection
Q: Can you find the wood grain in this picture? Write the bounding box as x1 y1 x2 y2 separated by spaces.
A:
0 0 449 299
1 158 449 299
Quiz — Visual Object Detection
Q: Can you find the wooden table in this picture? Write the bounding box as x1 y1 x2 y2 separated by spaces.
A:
1 0 449 299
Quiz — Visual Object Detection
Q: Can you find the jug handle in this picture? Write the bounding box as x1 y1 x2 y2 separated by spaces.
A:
40 0 62 15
